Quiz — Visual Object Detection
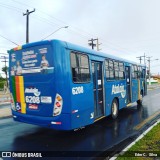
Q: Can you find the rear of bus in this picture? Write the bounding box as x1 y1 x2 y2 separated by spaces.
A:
9 40 71 130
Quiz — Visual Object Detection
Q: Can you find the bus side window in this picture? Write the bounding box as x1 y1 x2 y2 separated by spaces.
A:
105 59 114 80
119 62 125 80
138 66 142 78
134 65 138 79
70 52 90 83
132 65 138 79
105 59 124 81
114 61 119 80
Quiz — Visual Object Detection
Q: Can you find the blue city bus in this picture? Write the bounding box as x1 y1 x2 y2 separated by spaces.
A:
8 39 147 130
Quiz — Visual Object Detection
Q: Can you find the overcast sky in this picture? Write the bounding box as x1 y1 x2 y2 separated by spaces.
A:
0 0 160 76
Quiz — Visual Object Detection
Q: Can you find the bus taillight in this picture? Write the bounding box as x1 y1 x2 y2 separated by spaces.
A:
53 94 63 116
56 102 61 107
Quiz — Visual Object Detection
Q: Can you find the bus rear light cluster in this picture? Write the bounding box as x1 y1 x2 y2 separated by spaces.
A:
53 94 63 116
56 96 62 101
56 102 61 107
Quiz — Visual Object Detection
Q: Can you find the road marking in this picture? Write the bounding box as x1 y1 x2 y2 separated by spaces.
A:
134 110 160 130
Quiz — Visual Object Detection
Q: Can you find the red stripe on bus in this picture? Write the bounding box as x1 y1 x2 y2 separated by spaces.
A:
15 76 20 102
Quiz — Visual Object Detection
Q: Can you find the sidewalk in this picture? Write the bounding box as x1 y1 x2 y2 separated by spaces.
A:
0 92 12 119
147 83 160 90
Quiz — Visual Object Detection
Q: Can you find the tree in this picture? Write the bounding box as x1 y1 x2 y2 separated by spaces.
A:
0 77 5 89
2 66 8 87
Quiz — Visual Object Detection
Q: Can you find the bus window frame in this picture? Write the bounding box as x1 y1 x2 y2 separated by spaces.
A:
70 51 91 84
105 59 125 81
132 64 139 79
105 59 115 81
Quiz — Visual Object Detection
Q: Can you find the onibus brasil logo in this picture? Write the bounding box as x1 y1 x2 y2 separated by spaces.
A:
111 84 126 98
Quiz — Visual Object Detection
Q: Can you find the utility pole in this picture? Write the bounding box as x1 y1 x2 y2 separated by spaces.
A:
136 53 146 64
23 9 35 43
0 55 8 87
88 38 101 51
96 38 102 51
88 38 96 50
143 53 146 65
146 57 159 85
136 56 143 64
146 56 152 86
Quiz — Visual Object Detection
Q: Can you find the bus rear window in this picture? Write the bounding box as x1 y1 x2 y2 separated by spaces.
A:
10 45 54 76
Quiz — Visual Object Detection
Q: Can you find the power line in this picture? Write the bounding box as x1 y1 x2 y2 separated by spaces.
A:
9 1 137 54
12 0 68 27
0 2 22 13
0 34 19 46
0 53 8 56
1 1 139 55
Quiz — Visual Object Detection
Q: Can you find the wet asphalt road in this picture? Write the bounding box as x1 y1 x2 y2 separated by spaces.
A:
0 88 160 159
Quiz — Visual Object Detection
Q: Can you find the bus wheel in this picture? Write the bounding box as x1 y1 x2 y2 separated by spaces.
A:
137 99 142 106
137 91 143 107
111 99 118 119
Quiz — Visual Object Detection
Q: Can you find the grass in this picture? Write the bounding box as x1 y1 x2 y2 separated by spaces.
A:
117 122 160 160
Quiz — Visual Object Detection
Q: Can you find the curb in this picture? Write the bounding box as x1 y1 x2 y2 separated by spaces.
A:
0 115 12 119
0 102 10 106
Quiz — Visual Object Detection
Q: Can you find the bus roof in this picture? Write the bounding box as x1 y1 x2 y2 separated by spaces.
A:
63 40 145 67
9 39 145 67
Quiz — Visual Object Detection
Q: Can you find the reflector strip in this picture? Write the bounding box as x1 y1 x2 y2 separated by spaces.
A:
15 76 20 102
51 122 62 125
21 103 26 114
72 110 78 114
19 76 25 103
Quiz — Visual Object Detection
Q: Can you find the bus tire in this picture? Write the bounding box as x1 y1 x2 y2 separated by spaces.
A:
137 99 142 106
111 99 119 119
137 90 143 107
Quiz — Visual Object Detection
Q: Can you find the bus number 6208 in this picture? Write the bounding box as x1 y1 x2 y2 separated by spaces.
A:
26 96 40 104
72 86 84 95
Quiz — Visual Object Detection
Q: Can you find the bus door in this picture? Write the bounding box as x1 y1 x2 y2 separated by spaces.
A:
91 61 104 119
125 66 132 103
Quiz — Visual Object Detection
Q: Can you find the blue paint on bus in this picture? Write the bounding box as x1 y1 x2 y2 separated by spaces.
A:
8 39 147 130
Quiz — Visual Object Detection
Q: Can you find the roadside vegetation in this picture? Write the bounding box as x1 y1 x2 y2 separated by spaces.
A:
0 77 6 90
0 66 8 90
117 122 160 160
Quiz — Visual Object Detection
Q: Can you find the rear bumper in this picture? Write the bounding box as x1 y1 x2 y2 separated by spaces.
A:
12 110 71 130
